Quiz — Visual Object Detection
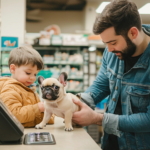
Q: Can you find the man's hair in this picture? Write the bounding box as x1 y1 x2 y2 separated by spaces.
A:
93 0 142 36
9 46 43 70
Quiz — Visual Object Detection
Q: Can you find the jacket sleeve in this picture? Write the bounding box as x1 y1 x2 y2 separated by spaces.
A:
0 85 54 127
83 48 110 105
102 105 150 135
0 86 42 123
119 105 150 133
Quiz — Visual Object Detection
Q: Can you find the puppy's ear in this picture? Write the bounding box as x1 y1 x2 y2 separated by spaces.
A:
37 76 45 87
58 72 68 87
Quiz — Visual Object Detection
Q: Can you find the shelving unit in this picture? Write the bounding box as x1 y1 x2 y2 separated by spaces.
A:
0 44 105 95
33 45 89 94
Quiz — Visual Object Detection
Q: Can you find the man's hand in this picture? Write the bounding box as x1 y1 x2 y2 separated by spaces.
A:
72 99 104 126
38 102 45 112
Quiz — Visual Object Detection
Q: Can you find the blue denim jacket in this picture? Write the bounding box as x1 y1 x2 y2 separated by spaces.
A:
81 24 150 150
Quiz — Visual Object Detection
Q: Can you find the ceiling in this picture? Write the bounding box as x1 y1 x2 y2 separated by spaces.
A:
27 0 150 11
27 0 86 10
26 0 150 23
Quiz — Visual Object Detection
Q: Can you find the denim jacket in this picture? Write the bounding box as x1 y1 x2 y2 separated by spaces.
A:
81 24 150 150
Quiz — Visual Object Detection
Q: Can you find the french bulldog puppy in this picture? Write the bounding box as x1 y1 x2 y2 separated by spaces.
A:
35 72 81 131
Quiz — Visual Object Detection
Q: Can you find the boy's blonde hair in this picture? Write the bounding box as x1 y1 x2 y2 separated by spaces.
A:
9 46 43 70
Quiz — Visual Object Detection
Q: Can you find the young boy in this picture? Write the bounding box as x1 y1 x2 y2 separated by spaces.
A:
0 46 54 127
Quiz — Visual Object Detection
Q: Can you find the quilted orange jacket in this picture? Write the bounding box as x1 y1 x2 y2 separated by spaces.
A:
0 77 54 127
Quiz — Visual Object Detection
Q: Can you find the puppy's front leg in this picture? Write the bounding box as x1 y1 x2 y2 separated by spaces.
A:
35 109 52 129
64 110 73 131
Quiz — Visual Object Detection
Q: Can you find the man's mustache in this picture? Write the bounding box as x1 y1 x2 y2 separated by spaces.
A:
112 51 122 54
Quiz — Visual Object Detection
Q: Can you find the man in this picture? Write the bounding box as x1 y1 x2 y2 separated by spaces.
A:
72 0 150 150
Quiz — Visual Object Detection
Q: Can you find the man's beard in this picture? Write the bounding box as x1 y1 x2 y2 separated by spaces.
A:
112 36 136 60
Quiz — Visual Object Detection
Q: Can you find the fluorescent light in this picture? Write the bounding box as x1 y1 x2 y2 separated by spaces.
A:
138 3 150 14
96 2 110 13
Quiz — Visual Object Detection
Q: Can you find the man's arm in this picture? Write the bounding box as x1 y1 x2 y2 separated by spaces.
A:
101 106 150 137
72 99 122 137
119 109 150 133
80 49 110 108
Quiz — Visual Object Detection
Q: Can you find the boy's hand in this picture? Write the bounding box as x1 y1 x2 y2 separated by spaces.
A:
38 102 45 112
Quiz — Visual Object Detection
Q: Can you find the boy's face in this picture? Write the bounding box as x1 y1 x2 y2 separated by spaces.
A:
10 64 40 86
100 27 136 60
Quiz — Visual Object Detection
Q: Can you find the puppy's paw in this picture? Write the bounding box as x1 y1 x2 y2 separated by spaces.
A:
64 125 73 131
35 123 45 129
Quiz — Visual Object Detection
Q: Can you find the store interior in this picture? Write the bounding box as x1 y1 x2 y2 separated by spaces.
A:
0 0 150 148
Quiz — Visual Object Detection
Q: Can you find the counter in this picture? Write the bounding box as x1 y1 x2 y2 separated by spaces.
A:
0 117 101 150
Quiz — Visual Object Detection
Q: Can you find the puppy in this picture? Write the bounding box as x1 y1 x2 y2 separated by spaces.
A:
35 72 81 131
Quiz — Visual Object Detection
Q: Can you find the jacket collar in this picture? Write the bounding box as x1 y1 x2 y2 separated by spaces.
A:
142 24 150 36
133 42 150 69
132 24 150 69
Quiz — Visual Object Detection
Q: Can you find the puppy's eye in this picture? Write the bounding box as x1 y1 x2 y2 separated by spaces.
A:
54 86 59 90
41 86 43 91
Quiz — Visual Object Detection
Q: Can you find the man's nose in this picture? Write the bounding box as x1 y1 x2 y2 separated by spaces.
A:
107 44 114 52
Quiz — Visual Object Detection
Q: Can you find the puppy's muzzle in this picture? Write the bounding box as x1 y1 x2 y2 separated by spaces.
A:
42 88 59 100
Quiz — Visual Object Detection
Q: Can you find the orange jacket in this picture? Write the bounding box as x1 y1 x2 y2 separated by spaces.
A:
0 77 54 127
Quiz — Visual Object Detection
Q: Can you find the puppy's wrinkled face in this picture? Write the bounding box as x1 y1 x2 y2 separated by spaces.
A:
41 78 61 101
37 72 68 101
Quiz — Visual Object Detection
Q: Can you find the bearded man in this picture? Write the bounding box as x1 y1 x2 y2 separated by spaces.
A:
72 0 150 150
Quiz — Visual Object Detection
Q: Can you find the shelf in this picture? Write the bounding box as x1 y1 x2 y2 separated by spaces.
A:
1 73 11 76
68 77 83 80
66 90 84 93
1 47 15 52
33 46 83 51
44 61 83 66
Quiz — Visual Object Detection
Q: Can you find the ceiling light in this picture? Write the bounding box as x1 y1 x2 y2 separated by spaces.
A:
96 2 110 13
138 3 150 14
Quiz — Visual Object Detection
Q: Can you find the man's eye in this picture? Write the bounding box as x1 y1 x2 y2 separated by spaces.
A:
26 72 31 75
34 74 37 76
112 43 116 45
54 86 59 90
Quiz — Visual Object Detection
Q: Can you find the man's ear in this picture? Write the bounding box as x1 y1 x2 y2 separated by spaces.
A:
58 72 68 87
128 27 138 41
37 76 45 88
10 64 16 74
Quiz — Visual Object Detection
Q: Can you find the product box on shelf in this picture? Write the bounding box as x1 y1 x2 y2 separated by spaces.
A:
1 53 9 65
39 31 51 45
62 34 88 46
1 66 10 73
43 55 54 63
51 35 62 45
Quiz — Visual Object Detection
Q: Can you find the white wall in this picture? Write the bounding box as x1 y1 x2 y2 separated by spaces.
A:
84 1 99 33
1 0 26 46
26 11 84 33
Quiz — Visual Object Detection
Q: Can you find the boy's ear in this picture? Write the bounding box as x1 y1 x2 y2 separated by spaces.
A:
10 64 16 74
37 76 45 87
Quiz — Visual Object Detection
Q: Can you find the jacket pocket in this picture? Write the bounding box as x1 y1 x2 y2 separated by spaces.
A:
126 86 150 113
105 71 116 92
